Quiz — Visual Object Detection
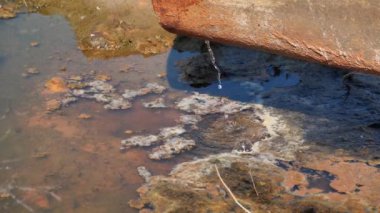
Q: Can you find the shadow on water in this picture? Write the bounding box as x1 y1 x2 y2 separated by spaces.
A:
166 36 380 156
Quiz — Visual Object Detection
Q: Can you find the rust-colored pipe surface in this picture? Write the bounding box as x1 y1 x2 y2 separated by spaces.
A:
152 0 380 74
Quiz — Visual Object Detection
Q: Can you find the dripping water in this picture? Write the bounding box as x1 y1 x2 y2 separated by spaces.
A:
205 40 223 89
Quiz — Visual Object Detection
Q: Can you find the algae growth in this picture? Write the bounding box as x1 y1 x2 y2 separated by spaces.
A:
1 1 380 213
1 0 174 57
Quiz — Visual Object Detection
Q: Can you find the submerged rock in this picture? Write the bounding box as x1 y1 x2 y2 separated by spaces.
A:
201 112 268 150
66 78 132 110
86 80 115 94
45 99 61 112
158 126 186 139
103 97 131 110
122 83 166 100
47 72 167 112
45 77 67 93
22 67 40 78
176 93 252 115
137 166 152 183
0 4 17 19
143 98 166 108
149 137 195 160
60 96 77 106
121 125 193 159
179 114 202 125
145 83 166 94
121 135 159 148
78 113 92 120
130 153 375 212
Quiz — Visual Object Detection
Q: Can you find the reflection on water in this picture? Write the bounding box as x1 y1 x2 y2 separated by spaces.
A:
167 38 380 156
1 12 380 213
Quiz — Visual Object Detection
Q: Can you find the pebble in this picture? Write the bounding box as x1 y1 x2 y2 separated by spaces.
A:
46 99 61 112
30 41 39 47
137 166 152 182
142 98 167 108
78 113 92 119
149 137 196 160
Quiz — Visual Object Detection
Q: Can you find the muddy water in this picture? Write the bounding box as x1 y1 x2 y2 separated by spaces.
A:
0 14 183 213
1 11 380 213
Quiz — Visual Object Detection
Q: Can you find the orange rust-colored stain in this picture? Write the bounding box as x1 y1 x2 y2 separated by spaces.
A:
282 170 307 189
44 77 67 93
27 113 81 138
153 0 201 10
22 190 50 209
305 158 380 207
282 170 323 196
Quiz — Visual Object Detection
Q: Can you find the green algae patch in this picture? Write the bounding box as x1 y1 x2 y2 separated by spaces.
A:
129 154 359 213
6 0 174 57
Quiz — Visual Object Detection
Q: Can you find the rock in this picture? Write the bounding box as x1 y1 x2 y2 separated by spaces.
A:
137 166 152 183
158 126 186 138
145 83 166 94
149 137 195 160
46 99 61 112
121 135 160 149
153 0 380 74
201 112 268 150
179 114 202 126
128 199 145 209
122 83 166 100
45 77 67 93
0 191 11 200
92 93 113 103
121 90 144 100
131 153 373 212
89 33 109 50
120 125 188 156
68 75 83 81
29 41 39 47
124 130 134 135
22 67 40 78
68 78 132 110
78 113 92 119
87 80 115 93
157 72 166 78
32 152 50 159
176 93 252 115
59 66 66 72
21 73 30 78
26 67 39 75
142 98 166 108
67 82 87 89
0 4 16 19
103 98 131 110
95 74 111 81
